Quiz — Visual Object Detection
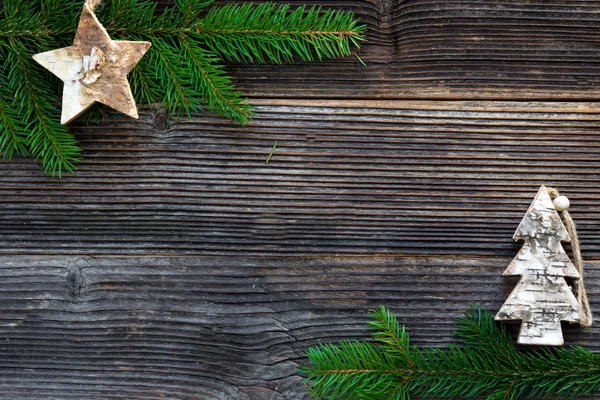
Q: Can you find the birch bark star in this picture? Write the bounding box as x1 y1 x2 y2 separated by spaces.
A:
32 3 151 124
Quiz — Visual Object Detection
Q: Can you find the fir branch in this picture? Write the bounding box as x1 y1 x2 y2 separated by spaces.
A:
0 96 28 159
175 0 215 28
147 38 203 116
0 0 80 40
194 3 367 64
0 0 365 175
301 306 600 399
0 60 28 159
4 37 80 176
39 0 82 39
368 306 414 367
1 0 81 174
179 35 252 124
103 0 158 30
128 61 157 108
456 306 522 369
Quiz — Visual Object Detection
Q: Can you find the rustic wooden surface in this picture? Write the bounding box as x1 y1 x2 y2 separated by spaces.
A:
1 0 600 398
0 255 598 399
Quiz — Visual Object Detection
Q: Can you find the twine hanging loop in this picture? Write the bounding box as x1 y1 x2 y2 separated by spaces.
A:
85 0 103 11
547 187 593 327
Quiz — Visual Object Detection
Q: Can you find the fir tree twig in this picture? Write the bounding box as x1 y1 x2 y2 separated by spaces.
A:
4 36 81 176
301 306 600 399
193 3 366 64
0 67 28 159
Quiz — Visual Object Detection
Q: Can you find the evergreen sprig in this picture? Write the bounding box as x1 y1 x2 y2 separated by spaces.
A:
301 306 600 399
0 0 83 176
0 0 366 176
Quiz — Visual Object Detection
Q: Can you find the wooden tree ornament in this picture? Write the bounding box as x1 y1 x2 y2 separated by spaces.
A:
495 185 580 346
32 1 150 124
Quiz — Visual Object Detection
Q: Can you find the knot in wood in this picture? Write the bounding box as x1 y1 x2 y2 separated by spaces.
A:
81 47 106 86
154 110 168 132
66 266 87 298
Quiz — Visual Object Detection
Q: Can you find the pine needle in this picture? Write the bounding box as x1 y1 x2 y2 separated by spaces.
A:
266 140 277 163
301 306 600 399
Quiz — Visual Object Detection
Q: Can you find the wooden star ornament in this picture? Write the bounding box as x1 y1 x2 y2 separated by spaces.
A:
33 3 151 124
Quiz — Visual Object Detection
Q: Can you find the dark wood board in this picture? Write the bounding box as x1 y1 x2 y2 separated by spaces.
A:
220 0 600 100
0 255 598 399
1 100 600 257
2 0 600 398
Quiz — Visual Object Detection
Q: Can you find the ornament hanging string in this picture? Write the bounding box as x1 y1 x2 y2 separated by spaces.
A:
86 0 103 11
546 187 593 327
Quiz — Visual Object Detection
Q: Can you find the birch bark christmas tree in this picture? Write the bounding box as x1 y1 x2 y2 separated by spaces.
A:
495 185 580 346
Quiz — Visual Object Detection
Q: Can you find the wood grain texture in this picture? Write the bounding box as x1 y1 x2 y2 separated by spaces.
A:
0 255 597 399
214 0 600 100
2 1 600 398
1 100 600 257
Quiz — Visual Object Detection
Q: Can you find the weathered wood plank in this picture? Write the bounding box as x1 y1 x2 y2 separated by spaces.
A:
0 255 597 399
2 2 599 399
1 100 600 257
211 0 600 100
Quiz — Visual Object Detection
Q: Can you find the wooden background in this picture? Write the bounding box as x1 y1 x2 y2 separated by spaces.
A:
1 1 600 398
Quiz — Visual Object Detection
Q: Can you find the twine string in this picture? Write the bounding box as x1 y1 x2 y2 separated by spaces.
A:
546 187 593 327
85 0 103 11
